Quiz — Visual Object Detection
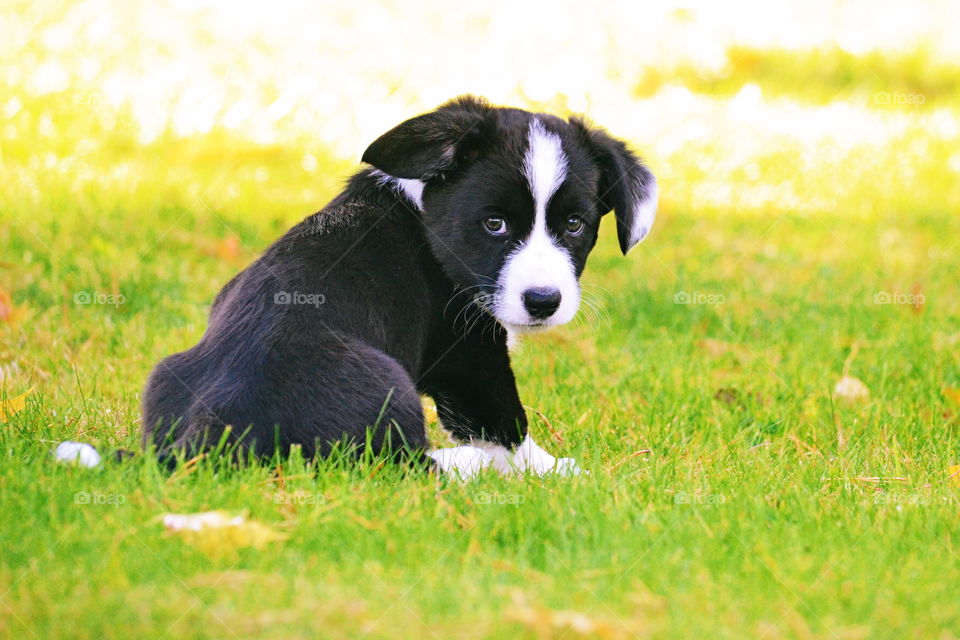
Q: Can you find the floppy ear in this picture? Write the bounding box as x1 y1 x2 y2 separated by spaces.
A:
570 117 658 255
361 95 494 180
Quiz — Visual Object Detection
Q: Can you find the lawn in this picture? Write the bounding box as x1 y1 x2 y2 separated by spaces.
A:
3 3 960 639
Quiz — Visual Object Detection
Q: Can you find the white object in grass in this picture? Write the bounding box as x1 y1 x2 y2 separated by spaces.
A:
835 375 870 401
54 441 101 468
163 511 246 532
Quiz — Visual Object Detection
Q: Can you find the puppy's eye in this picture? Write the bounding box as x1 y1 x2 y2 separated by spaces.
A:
565 215 585 235
483 216 508 236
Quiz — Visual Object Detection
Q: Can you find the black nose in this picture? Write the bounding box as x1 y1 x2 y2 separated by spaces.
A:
522 287 562 319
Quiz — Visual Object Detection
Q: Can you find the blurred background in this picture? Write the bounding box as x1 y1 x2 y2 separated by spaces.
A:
4 0 960 216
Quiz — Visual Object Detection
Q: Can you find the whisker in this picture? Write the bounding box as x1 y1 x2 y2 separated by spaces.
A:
443 283 495 320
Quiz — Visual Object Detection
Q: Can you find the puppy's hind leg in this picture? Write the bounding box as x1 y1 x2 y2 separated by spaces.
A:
274 332 431 466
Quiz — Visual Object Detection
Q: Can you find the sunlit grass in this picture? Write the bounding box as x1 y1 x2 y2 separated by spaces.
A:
2 1 960 638
636 45 960 107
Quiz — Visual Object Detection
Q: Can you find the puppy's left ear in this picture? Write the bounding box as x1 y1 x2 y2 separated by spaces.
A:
362 95 494 180
570 117 658 255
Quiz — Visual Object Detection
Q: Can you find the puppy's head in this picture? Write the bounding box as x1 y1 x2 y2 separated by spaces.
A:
362 96 657 332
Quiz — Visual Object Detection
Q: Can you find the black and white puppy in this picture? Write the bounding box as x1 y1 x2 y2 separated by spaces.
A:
142 96 657 477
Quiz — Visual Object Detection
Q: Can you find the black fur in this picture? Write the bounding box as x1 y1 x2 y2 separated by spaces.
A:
142 96 655 465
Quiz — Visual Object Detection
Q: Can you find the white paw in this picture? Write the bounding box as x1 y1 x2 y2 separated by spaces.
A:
427 446 492 480
472 436 582 476
554 457 583 476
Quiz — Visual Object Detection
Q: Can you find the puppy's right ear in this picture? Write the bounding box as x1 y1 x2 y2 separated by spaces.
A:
362 95 494 180
570 117 658 255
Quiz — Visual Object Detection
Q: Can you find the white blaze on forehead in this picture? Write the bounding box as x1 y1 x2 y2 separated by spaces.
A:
523 119 567 217
493 118 580 329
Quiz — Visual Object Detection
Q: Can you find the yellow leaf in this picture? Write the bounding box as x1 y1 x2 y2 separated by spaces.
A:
0 288 13 323
422 397 438 424
205 234 243 263
948 466 960 488
0 288 27 325
943 388 960 407
162 511 287 557
0 387 33 421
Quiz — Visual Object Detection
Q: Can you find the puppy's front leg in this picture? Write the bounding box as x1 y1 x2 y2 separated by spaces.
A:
421 340 580 477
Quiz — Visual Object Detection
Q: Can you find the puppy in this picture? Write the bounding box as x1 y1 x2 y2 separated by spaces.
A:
141 96 657 476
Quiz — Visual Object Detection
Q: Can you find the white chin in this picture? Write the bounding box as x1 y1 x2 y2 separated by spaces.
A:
500 320 555 333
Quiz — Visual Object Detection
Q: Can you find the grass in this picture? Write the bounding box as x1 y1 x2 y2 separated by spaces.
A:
3 38 960 640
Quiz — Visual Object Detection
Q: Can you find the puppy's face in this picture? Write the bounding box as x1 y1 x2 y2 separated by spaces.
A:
363 97 657 332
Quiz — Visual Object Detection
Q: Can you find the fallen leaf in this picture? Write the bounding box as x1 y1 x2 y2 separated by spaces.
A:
948 466 960 488
162 511 287 557
0 387 33 421
421 397 438 424
0 288 28 325
943 388 960 407
714 388 742 405
206 234 243 262
834 376 870 401
0 289 12 322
